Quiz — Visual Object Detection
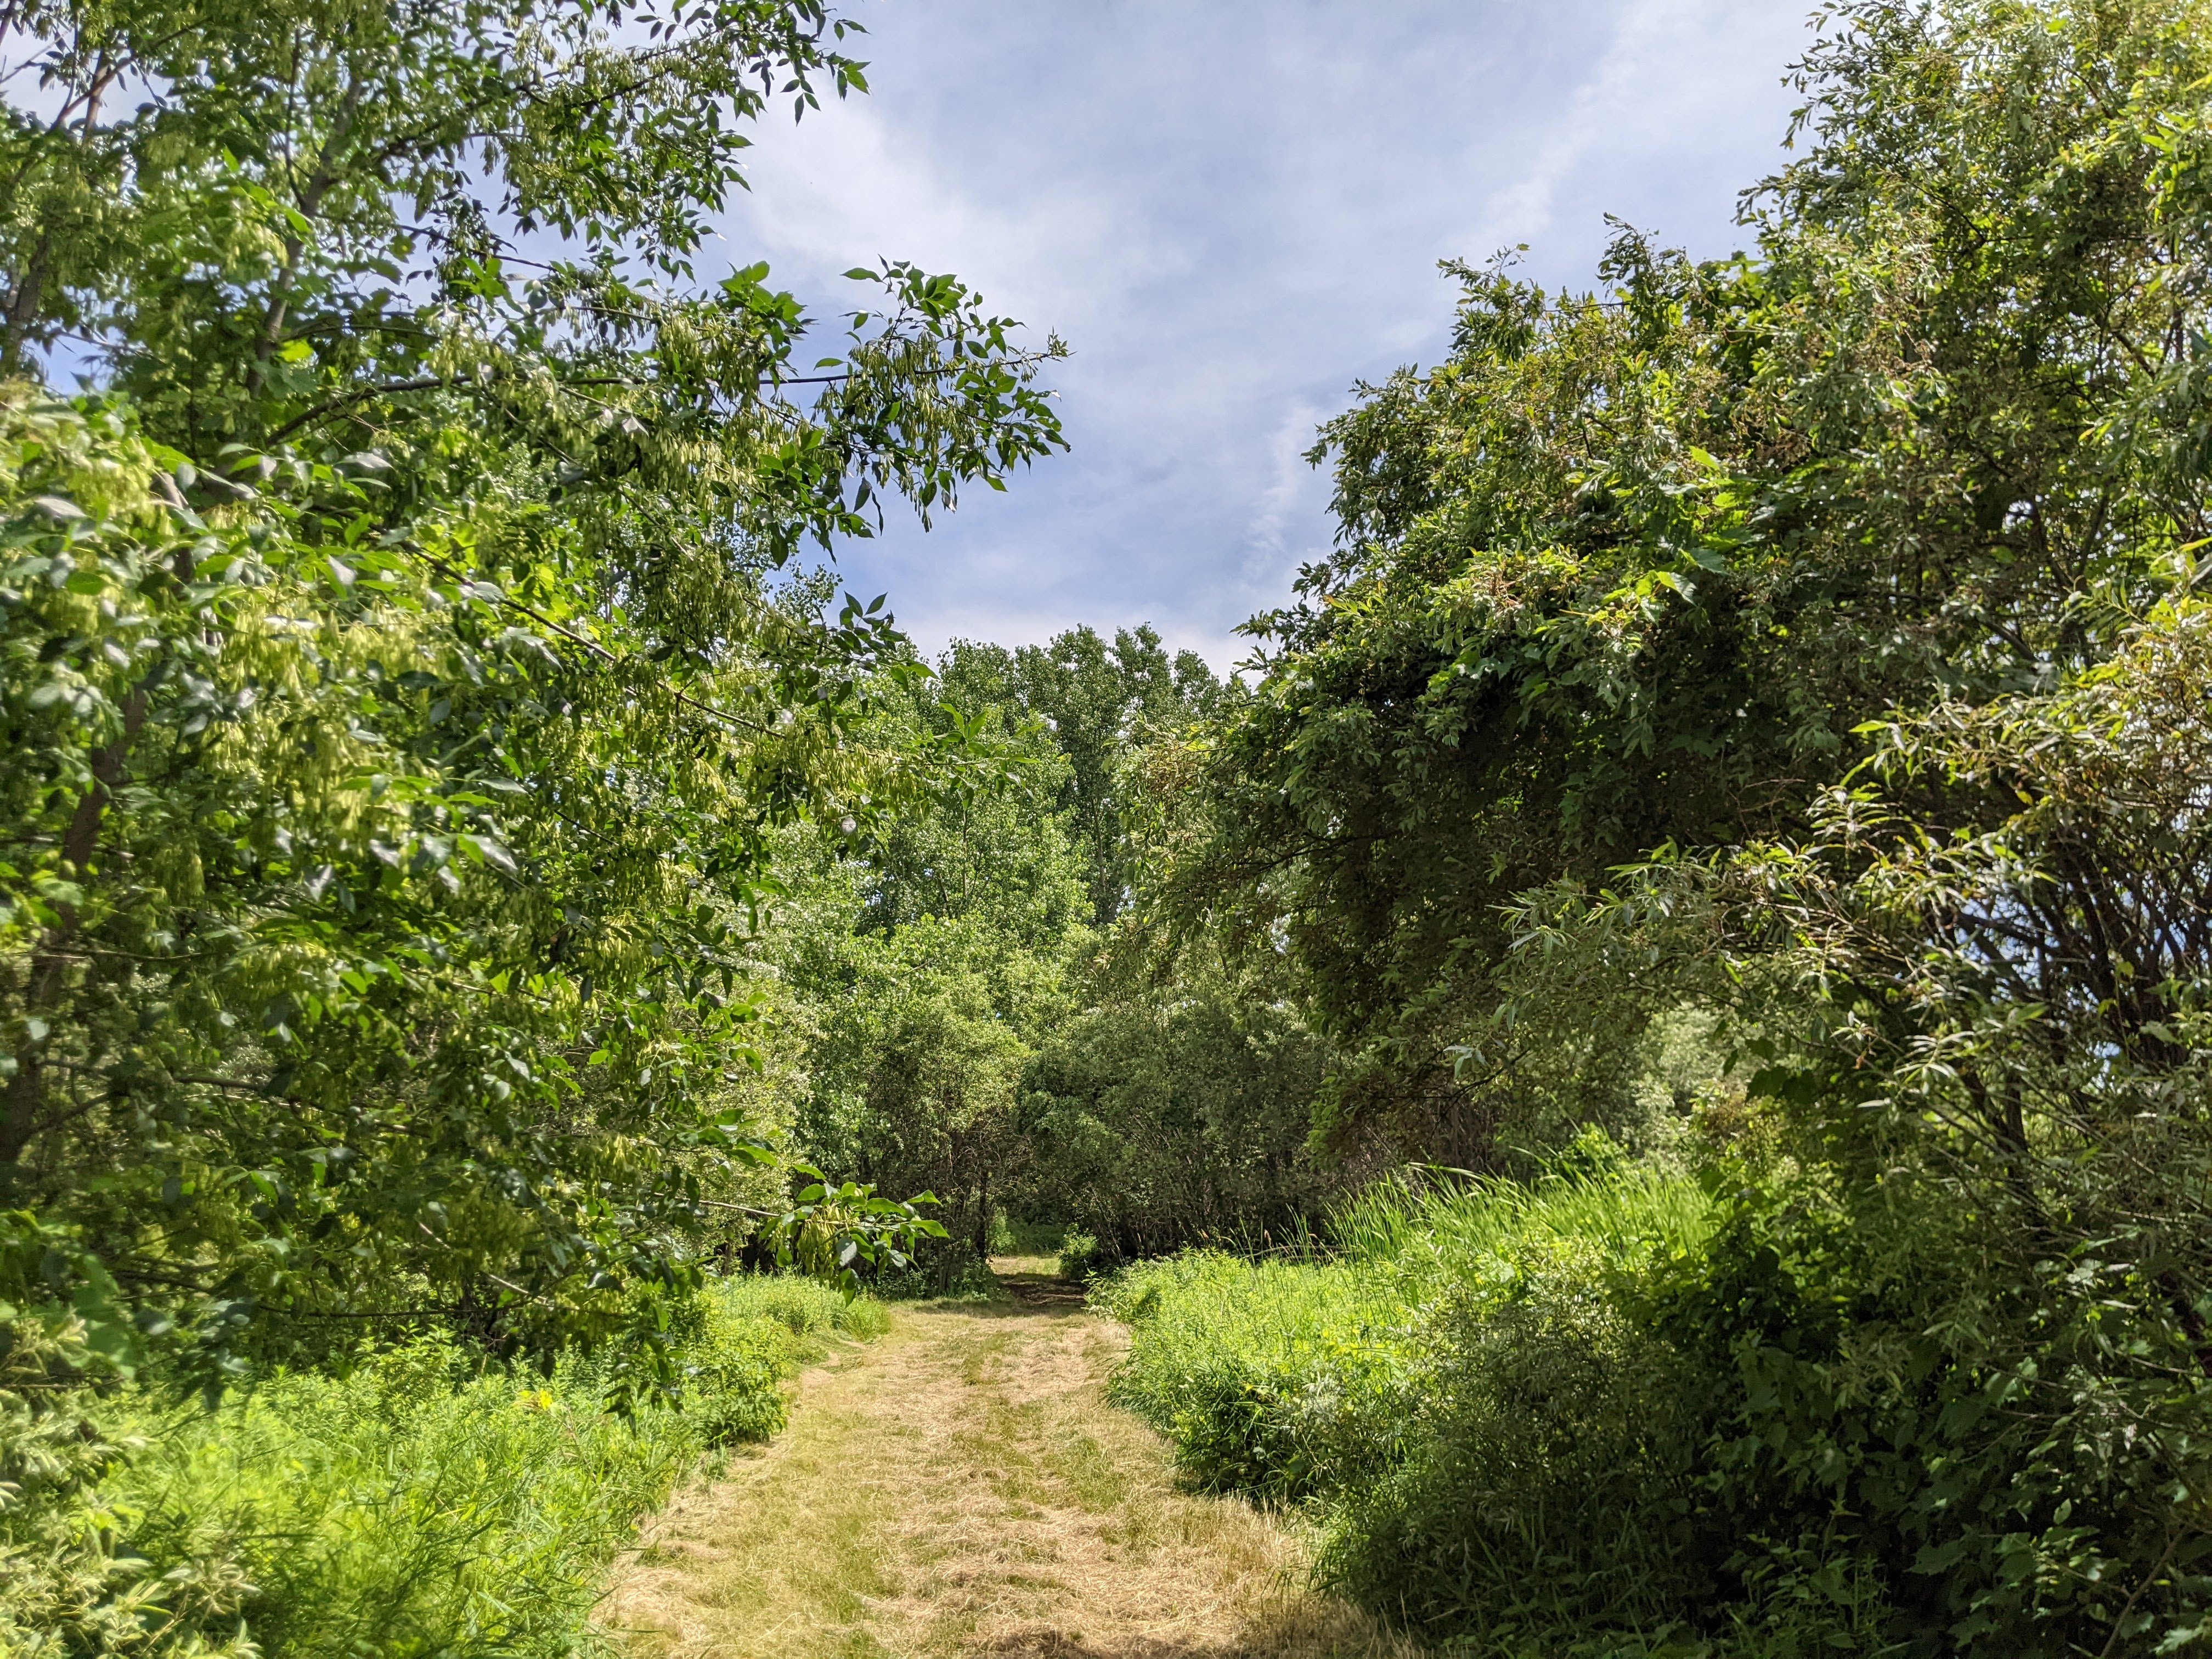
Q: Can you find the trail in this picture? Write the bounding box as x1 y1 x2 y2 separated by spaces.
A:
603 1257 1414 1659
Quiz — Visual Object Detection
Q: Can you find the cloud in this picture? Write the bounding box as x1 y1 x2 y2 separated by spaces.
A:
718 0 1816 670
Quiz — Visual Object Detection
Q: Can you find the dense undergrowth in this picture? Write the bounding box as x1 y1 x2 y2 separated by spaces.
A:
2 1276 887 1657
1102 1136 2212 1656
1101 1154 1714 1509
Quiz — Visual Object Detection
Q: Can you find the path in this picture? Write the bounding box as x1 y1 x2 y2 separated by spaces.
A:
603 1257 1416 1659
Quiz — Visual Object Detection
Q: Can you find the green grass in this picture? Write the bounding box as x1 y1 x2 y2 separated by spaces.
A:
1095 1168 1724 1646
1098 1167 1714 1500
3 1273 889 1658
713 1271 893 1353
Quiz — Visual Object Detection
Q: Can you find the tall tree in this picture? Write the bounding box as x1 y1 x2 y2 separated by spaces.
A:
941 626 1221 923
0 0 1064 1378
1177 0 2212 1158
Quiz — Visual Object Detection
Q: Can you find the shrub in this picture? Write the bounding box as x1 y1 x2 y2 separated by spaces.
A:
1101 1170 1724 1641
1317 1237 1711 1643
1056 1230 1104 1282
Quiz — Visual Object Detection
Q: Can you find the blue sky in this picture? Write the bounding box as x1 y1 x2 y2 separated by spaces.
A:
720 1 1817 670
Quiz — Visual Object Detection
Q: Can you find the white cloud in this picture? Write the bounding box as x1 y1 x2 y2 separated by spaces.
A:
717 0 1816 672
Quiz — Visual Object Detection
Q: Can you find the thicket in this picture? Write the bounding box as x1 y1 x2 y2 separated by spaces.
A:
1099 0 2212 1653
4 1275 886 1656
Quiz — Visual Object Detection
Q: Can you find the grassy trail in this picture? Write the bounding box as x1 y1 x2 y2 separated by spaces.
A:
603 1257 1413 1659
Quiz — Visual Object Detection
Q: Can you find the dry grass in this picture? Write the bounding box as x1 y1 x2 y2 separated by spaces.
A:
601 1263 1419 1659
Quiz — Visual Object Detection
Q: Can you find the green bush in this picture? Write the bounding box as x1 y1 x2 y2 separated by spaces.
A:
1056 1230 1104 1282
1106 1156 2212 1655
1317 1236 1711 1644
1 1273 885 1657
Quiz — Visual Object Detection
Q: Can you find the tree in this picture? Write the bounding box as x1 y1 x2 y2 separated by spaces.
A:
939 627 1222 924
771 650 1090 1279
1178 0 2212 1159
1485 595 2212 1651
1020 950 1332 1265
0 0 1065 1380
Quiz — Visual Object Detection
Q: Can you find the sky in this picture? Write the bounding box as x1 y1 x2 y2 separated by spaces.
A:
719 1 1820 672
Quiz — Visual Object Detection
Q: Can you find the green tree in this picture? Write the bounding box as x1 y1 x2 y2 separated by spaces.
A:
772 651 1090 1279
1020 949 1332 1265
0 0 1065 1380
1180 0 2212 1159
1165 0 2212 1646
939 627 1222 923
1487 594 2212 1652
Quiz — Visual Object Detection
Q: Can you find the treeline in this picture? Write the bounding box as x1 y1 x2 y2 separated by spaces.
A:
755 624 1341 1279
0 0 1063 1649
1073 1 2212 1654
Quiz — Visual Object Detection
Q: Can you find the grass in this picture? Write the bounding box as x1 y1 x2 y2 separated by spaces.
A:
712 1272 893 1355
605 1271 1418 1658
3 1273 889 1658
1096 1167 1716 1504
1090 1166 1728 1651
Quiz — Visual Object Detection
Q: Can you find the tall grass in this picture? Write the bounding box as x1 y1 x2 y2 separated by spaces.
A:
714 1271 893 1352
1098 1167 1723 1648
1331 1164 1713 1266
2 1273 888 1658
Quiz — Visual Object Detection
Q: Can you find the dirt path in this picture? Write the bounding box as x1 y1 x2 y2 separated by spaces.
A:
603 1257 1415 1659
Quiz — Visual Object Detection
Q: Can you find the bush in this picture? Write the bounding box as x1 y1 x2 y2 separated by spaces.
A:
1056 1230 1104 1282
1101 1170 1726 1644
1318 1236 1711 1643
1108 1154 2212 1655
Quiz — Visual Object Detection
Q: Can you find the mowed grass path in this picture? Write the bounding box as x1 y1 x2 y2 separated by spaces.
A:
603 1257 1415 1659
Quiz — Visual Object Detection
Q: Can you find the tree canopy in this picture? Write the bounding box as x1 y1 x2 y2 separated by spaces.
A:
1175 0 2212 1152
0 0 1063 1381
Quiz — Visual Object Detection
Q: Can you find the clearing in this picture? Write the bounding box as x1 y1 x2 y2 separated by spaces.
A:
603 1255 1415 1659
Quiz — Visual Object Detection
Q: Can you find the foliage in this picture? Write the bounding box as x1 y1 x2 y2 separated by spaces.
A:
2 1272 883 1657
1054 1229 1102 1282
772 651 1092 1281
936 627 1224 923
1172 0 2212 1161
0 0 1064 1382
792 913 1037 1279
1111 565 2212 1650
1099 1165 1715 1552
1104 10 2212 1642
1492 594 2212 1653
0 0 1060 1645
1020 952 1334 1265
768 634 1342 1281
